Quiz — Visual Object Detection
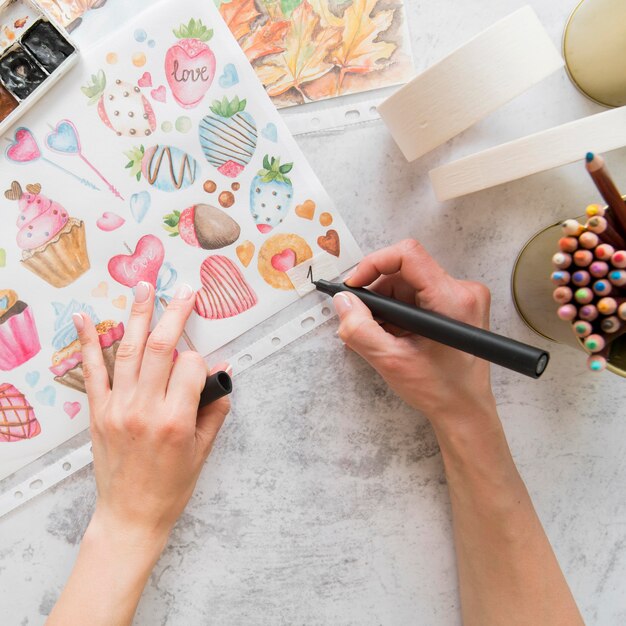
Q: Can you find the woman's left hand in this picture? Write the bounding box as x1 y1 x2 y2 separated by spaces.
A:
77 280 230 541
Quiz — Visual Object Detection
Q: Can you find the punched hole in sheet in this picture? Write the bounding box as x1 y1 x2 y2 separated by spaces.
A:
30 479 43 490
271 337 281 347
14 491 23 500
62 462 72 471
301 317 315 330
322 307 331 316
345 109 360 121
239 354 253 366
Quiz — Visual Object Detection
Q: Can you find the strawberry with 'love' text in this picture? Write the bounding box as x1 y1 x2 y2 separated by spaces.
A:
165 18 216 109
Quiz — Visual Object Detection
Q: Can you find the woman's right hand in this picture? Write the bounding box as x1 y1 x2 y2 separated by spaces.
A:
333 240 498 431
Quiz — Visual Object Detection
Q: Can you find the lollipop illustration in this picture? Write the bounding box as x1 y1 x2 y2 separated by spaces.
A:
5 127 99 190
46 119 124 201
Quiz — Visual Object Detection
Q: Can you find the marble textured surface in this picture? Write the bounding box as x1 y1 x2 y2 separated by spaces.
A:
2 0 626 624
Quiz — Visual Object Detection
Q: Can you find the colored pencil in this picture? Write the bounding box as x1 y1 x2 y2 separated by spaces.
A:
585 153 626 235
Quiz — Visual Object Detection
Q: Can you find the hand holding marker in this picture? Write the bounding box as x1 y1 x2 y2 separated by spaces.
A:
315 281 550 379
551 153 626 372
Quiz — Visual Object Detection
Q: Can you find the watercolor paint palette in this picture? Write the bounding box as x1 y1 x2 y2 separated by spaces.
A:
0 0 78 132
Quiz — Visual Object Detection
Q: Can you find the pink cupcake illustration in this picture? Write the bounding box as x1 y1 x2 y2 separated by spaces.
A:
0 289 41 371
6 181 90 288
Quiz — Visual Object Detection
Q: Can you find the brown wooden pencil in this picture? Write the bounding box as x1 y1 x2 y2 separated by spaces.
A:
585 152 626 236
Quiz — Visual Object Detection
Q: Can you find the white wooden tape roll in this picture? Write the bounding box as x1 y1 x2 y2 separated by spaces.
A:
377 6 564 162
429 106 626 201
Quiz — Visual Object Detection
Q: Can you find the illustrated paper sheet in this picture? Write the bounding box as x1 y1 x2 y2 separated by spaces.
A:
0 0 361 480
41 0 414 108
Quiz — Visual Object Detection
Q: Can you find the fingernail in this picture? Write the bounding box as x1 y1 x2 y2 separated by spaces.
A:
214 361 233 376
175 283 194 300
72 313 84 332
333 293 352 317
343 269 355 284
135 281 151 304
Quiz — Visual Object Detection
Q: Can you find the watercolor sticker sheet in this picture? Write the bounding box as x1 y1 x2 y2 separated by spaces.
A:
0 0 362 481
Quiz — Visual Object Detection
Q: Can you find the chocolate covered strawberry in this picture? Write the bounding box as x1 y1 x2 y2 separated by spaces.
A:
163 204 240 250
82 70 156 137
124 144 198 192
165 18 216 109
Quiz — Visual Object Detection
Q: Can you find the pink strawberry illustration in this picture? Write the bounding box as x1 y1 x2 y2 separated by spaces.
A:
82 70 156 137
165 18 216 109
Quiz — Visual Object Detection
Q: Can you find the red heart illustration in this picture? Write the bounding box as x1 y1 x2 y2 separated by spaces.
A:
108 235 165 287
7 128 41 163
151 86 167 103
63 401 81 419
271 248 297 272
138 71 153 88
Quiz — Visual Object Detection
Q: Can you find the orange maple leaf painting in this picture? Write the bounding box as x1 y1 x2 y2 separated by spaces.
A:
220 0 413 107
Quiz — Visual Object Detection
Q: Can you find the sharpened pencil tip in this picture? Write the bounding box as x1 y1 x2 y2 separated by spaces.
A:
586 152 595 163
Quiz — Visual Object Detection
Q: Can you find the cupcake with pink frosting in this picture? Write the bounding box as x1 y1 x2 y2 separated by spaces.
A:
8 181 90 288
0 289 41 371
49 300 124 393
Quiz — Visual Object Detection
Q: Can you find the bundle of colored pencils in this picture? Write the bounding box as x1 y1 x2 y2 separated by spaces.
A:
551 153 626 373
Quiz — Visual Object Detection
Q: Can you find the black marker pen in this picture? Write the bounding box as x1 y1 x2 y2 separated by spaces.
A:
315 280 550 379
199 371 233 409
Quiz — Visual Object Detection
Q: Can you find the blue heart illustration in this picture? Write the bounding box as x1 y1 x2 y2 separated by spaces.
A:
25 371 40 388
261 123 278 143
36 385 56 407
0 296 8 311
219 64 239 88
46 120 80 154
130 191 151 223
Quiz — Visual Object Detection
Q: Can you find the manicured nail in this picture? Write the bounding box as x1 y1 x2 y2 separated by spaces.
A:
215 361 233 376
175 283 194 300
72 313 84 332
343 269 355 284
333 293 352 317
135 281 151 304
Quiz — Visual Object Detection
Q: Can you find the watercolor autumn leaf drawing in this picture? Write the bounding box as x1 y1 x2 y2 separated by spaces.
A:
217 0 413 107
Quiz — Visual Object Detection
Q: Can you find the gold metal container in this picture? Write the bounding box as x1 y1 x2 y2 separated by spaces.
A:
512 210 626 377
563 0 626 108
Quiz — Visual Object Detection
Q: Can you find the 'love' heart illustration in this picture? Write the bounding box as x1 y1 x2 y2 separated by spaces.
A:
151 86 167 103
108 235 165 288
96 212 125 232
261 123 277 143
219 64 239 88
6 128 41 162
26 183 41 194
63 401 81 419
36 385 56 407
271 249 297 272
138 71 153 88
46 120 81 154
130 191 151 223
25 371 40 388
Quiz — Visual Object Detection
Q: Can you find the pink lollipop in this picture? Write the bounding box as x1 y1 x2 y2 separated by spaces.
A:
5 127 99 190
